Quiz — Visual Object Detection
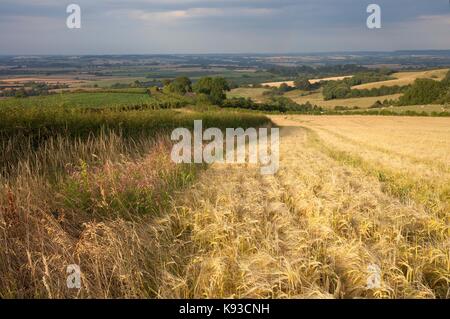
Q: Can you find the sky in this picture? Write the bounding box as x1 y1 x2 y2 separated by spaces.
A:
1 0 450 54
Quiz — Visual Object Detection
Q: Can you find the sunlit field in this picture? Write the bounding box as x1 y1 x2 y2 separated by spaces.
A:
2 0 450 306
1 103 449 298
142 115 448 299
352 69 449 89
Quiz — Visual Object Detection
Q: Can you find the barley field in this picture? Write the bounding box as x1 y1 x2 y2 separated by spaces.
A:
1 110 449 299
145 115 448 299
0 106 270 298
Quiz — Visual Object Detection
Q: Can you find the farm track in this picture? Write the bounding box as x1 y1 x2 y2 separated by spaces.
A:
153 116 449 298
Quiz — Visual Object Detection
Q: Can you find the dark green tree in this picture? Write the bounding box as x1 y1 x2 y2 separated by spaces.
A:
171 77 192 94
193 77 230 104
442 70 450 86
162 77 193 95
294 77 312 91
399 79 445 105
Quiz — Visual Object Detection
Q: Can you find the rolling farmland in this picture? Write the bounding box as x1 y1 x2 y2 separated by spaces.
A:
352 69 449 89
233 68 450 113
0 55 449 300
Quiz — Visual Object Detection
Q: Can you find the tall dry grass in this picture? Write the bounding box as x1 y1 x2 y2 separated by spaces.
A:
1 112 448 299
0 130 200 298
0 106 269 298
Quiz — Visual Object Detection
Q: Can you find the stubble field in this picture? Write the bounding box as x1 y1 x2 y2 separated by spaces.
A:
352 69 449 89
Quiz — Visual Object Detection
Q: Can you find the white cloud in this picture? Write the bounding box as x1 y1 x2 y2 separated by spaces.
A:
126 6 275 23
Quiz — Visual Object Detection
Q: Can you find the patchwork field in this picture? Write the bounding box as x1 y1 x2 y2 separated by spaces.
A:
227 68 449 113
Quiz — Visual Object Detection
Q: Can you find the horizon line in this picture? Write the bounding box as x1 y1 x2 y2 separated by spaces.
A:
2 49 450 57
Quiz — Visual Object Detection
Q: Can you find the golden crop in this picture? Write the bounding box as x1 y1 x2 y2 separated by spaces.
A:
1 115 448 299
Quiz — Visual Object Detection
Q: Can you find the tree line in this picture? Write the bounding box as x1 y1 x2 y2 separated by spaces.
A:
0 82 69 98
222 96 323 113
398 71 450 105
322 71 398 100
323 83 408 100
160 76 231 105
